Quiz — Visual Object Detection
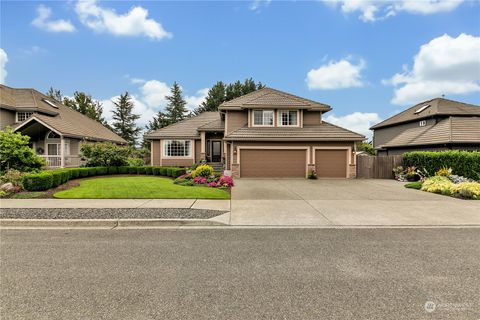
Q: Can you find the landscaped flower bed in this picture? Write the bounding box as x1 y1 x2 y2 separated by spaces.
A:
173 164 234 189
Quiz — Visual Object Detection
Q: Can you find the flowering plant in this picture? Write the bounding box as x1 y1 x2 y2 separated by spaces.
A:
193 176 207 184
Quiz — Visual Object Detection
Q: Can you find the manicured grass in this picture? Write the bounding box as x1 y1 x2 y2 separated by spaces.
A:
11 191 47 199
404 181 423 190
53 176 230 199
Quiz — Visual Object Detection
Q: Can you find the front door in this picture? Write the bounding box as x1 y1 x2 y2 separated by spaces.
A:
211 141 222 162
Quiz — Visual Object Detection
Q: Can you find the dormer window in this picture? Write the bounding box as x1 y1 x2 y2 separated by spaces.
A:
278 110 299 126
43 99 59 109
16 112 33 122
253 110 274 126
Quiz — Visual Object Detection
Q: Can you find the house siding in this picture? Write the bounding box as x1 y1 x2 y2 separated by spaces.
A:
195 140 201 163
0 109 15 129
151 140 161 165
373 118 438 148
303 111 322 126
226 110 248 134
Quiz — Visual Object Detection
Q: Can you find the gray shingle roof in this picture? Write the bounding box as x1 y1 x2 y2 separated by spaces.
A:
371 98 480 130
144 112 221 139
380 117 480 148
2 85 126 143
224 122 365 141
198 118 225 131
219 87 331 111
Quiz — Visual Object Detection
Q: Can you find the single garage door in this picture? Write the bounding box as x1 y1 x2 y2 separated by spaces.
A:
240 149 306 178
315 149 348 178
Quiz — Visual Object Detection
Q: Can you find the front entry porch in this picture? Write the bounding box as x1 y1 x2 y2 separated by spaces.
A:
200 130 225 171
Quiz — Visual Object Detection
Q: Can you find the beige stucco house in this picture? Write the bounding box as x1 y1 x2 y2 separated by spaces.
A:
145 88 365 178
0 84 126 168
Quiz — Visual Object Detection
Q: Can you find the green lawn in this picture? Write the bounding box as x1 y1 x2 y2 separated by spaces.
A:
53 176 230 199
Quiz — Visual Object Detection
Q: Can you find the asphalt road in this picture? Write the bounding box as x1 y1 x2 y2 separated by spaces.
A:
1 228 479 320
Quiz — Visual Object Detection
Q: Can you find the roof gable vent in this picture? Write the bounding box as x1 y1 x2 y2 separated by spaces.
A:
43 99 59 109
414 104 430 114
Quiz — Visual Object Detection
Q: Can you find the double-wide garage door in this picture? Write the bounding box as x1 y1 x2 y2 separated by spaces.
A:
240 149 306 178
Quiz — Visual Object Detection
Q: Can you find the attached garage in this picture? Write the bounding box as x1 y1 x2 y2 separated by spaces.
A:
315 149 348 178
239 148 307 178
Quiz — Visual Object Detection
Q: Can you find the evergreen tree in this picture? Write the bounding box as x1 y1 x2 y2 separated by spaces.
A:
46 87 63 102
63 91 107 125
225 81 243 101
111 92 141 146
194 81 226 114
164 82 188 124
146 111 170 132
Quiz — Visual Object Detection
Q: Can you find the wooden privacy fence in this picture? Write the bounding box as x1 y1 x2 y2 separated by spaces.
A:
356 155 403 179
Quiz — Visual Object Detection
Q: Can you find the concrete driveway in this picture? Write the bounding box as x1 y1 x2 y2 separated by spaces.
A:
230 179 480 226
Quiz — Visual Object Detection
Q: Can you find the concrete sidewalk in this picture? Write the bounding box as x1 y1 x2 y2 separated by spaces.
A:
0 199 231 211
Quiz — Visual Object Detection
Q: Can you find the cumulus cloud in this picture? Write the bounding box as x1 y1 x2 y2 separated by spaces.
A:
140 80 171 108
306 58 365 90
31 4 76 32
75 0 172 40
386 33 480 105
185 88 209 110
0 48 7 84
324 112 382 140
326 0 464 22
249 0 272 12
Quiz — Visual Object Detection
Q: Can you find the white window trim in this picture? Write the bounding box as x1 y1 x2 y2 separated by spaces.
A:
252 110 274 127
46 142 70 156
162 139 194 159
419 120 427 127
278 110 299 127
16 112 33 123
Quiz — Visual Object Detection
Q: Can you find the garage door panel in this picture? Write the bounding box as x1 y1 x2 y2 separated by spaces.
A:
315 149 347 178
240 149 306 178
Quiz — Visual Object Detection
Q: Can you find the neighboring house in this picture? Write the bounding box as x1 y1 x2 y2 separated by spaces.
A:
0 84 126 168
145 87 365 178
371 98 480 156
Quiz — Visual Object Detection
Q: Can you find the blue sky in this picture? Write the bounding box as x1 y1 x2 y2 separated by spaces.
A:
1 0 479 138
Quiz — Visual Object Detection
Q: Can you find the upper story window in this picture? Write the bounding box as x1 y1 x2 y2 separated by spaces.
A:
419 120 427 127
253 110 274 126
47 131 60 139
164 140 191 157
278 110 299 126
16 112 33 122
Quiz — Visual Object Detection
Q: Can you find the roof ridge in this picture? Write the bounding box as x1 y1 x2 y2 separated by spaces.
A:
322 120 365 138
263 87 331 109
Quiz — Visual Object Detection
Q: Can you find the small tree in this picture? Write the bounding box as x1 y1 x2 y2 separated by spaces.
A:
0 128 44 173
80 142 133 167
46 87 63 102
146 111 170 132
164 82 188 124
111 92 141 146
63 91 108 125
358 142 376 155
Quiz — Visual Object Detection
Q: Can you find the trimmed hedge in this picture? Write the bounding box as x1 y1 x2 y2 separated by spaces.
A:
22 166 188 191
403 151 480 180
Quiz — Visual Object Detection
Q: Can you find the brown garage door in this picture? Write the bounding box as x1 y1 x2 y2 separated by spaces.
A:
315 149 347 178
240 149 306 178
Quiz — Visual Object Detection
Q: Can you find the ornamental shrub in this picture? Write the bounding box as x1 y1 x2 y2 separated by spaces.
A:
23 172 53 191
159 167 168 176
166 167 174 177
96 167 108 175
0 169 25 188
80 142 133 167
216 175 234 188
51 171 63 187
69 168 80 179
79 168 90 177
171 168 187 178
191 164 214 178
0 127 44 173
421 176 455 195
118 166 129 174
137 166 146 174
152 167 161 175
145 167 153 175
403 151 480 180
127 157 144 167
108 166 118 175
128 166 138 174
88 168 97 176
456 182 480 200
59 170 71 184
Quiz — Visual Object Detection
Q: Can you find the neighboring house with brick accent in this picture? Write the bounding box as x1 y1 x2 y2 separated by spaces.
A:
371 98 480 156
0 84 126 168
145 87 365 178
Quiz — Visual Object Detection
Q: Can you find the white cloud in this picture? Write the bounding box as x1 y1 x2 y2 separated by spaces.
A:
101 94 155 129
324 112 382 140
75 0 172 40
326 0 464 22
386 33 480 105
140 80 171 108
185 88 209 110
249 0 272 12
306 58 365 90
0 48 7 84
32 4 76 32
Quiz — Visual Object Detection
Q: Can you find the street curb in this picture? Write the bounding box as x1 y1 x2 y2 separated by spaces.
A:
0 218 227 228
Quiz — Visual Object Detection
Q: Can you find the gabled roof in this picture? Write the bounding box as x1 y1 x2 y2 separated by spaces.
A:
198 118 225 131
219 87 331 112
371 98 480 130
2 85 126 144
224 122 365 141
144 112 221 139
379 117 480 148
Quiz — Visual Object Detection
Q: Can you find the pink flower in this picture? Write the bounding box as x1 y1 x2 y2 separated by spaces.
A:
193 176 207 184
208 181 217 188
216 175 234 187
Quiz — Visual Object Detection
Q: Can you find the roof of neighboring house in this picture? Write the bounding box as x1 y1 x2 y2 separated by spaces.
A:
379 117 480 148
224 122 365 141
144 112 221 139
371 98 480 130
219 87 332 112
1 84 126 144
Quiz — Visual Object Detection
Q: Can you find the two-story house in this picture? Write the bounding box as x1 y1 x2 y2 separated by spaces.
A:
371 98 480 156
0 84 126 168
145 87 365 178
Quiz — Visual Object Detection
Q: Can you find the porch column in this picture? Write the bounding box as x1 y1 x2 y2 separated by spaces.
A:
200 131 206 161
60 135 65 168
